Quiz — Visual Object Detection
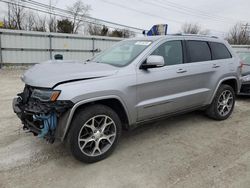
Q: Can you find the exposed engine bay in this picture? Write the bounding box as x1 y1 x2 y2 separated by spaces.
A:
13 85 73 143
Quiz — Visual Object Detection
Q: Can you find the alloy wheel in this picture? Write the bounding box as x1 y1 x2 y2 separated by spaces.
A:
217 90 234 117
78 115 117 157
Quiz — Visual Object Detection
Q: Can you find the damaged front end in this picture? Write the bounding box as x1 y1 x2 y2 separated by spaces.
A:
13 85 73 143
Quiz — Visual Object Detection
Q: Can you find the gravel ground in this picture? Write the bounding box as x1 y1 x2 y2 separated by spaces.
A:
0 69 250 188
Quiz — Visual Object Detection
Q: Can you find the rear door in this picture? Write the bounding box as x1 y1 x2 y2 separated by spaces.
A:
207 42 235 95
181 39 217 106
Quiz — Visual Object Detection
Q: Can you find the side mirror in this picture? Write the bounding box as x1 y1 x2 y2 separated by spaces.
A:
140 55 164 69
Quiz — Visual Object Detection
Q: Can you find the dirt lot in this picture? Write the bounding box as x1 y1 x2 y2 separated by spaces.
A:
0 68 250 188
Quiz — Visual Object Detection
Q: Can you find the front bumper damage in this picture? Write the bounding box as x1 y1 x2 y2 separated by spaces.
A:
13 85 73 143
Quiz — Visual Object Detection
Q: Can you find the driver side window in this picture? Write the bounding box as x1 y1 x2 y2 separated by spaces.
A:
151 41 183 66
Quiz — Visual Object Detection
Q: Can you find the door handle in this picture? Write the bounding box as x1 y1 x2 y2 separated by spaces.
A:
176 69 187 73
212 64 220 68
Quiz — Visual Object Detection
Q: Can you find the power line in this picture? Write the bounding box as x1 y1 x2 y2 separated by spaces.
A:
101 0 184 24
155 0 248 24
0 0 99 27
101 0 227 34
139 0 235 24
1 0 229 35
0 0 145 34
24 0 145 32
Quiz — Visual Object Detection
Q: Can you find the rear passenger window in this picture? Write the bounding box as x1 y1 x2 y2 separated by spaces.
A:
186 41 211 63
209 42 232 60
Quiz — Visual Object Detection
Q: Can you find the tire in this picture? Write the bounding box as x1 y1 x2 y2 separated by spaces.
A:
206 84 235 120
67 104 122 163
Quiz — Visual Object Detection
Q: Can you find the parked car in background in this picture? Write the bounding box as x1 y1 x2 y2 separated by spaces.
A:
235 50 250 95
13 34 242 163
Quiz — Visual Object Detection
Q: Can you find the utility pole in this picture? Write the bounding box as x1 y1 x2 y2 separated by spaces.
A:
48 0 52 60
49 0 52 28
8 2 10 28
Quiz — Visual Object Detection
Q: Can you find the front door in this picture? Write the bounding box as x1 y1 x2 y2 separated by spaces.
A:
136 40 189 121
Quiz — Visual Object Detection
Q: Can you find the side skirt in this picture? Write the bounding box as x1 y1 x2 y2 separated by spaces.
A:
129 105 208 130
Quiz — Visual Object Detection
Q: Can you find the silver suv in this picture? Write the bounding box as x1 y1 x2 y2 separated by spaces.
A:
13 35 242 163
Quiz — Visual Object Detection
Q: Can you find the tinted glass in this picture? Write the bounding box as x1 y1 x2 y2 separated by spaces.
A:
93 40 152 67
151 41 183 65
187 41 211 63
209 42 232 60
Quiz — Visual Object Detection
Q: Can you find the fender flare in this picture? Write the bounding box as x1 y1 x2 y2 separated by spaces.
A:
209 76 239 104
60 95 131 141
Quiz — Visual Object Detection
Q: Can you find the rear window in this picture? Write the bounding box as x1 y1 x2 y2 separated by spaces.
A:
186 41 211 63
209 42 232 60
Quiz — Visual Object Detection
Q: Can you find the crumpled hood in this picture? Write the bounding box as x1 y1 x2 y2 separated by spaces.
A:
22 60 118 88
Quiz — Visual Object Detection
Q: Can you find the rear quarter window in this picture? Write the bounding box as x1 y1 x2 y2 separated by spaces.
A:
209 42 232 60
186 41 211 63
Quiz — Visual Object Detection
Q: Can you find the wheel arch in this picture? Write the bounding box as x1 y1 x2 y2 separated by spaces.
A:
60 96 131 141
220 79 238 94
210 77 239 104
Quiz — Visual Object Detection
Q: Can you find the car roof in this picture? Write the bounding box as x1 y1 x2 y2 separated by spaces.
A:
127 34 225 43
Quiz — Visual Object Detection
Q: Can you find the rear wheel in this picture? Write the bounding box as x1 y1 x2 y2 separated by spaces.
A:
206 84 235 120
68 104 122 163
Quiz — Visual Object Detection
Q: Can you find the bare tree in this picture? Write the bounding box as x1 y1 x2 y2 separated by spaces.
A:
100 25 109 36
87 24 109 36
87 23 102 35
109 28 135 38
8 0 26 30
32 15 47 32
180 23 210 35
24 12 47 32
121 29 135 38
25 11 36 31
226 23 250 45
67 0 91 33
48 16 57 32
199 29 210 35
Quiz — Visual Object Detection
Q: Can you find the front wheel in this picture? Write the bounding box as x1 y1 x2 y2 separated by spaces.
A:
206 84 235 120
68 104 122 163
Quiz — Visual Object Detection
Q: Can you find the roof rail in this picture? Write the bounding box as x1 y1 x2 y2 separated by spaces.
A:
169 33 219 39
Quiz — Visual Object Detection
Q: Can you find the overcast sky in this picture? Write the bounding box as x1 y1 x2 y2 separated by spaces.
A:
0 0 249 37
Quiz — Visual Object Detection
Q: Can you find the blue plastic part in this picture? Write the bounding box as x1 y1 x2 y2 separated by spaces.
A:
146 24 168 36
33 112 57 138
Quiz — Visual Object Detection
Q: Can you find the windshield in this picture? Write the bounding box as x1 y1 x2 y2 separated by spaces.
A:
237 52 250 65
93 40 152 67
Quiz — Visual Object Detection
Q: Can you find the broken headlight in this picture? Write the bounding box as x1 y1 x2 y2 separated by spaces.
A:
31 89 61 102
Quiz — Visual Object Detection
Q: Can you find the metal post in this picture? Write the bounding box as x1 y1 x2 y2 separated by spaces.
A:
49 34 52 60
0 32 2 69
92 38 95 57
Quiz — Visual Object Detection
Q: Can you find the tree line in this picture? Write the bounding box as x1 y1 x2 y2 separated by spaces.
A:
0 0 135 38
0 0 249 44
180 23 250 45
